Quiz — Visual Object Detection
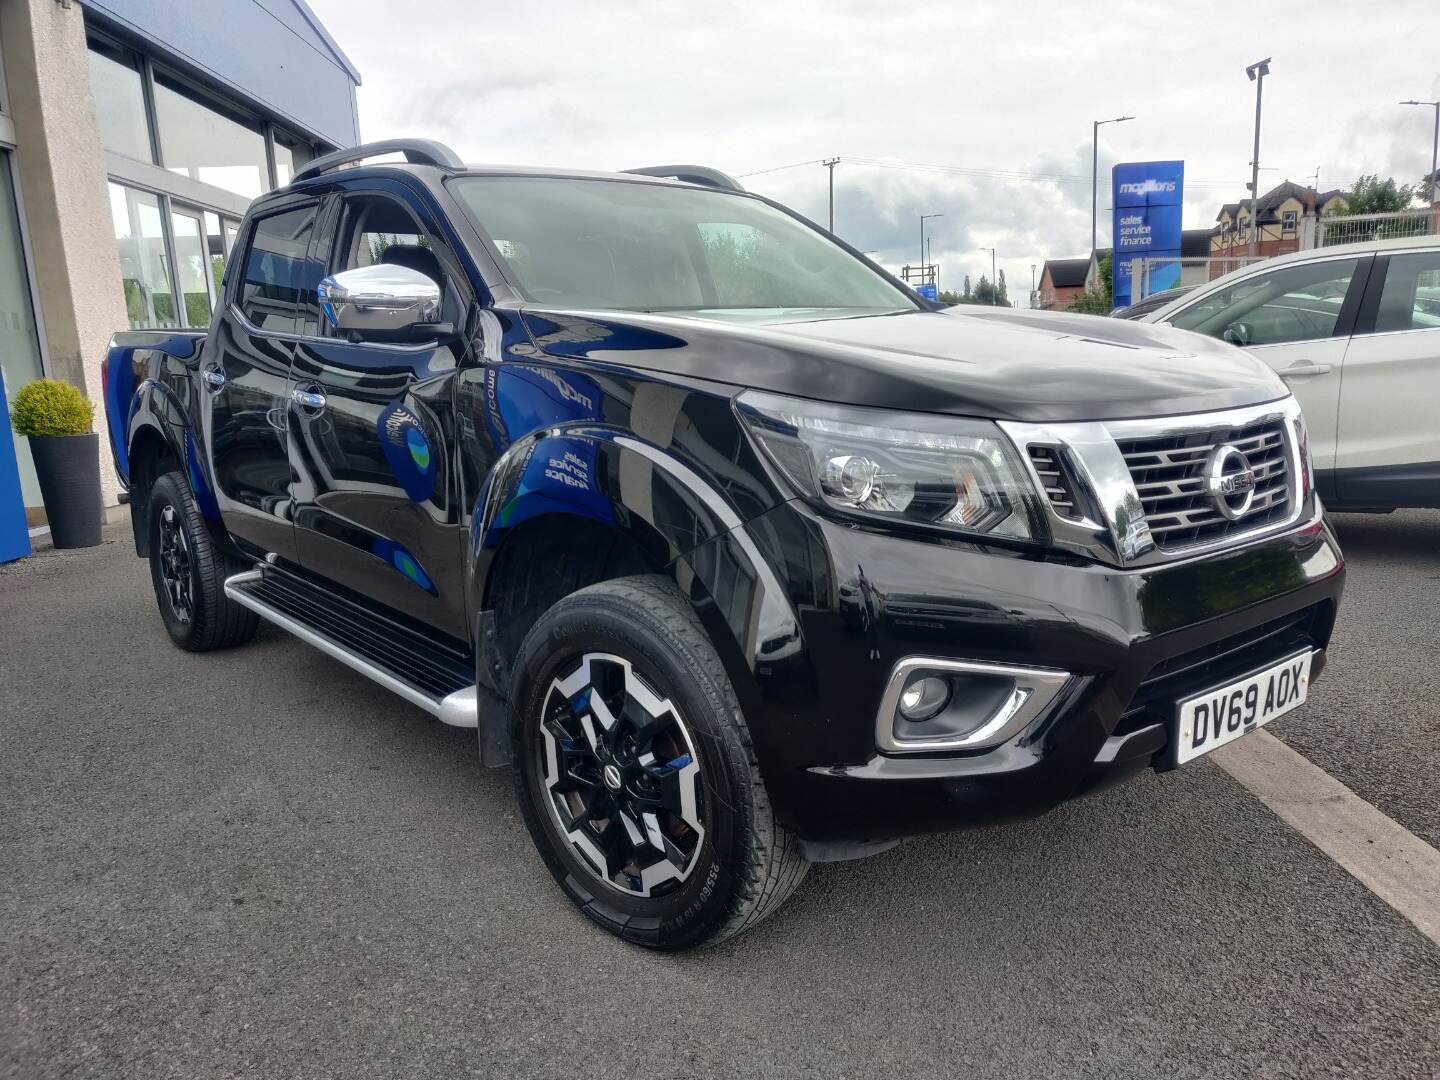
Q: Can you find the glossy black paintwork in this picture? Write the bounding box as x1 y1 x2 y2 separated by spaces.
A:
520 304 1288 422
678 506 1344 840
104 159 1347 847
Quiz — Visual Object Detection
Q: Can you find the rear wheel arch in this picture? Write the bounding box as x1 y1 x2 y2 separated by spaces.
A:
126 425 177 556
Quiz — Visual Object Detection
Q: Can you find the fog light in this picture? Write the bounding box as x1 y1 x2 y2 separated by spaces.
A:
897 676 951 722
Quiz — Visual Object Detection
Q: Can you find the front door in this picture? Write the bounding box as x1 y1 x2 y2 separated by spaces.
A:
1164 254 1372 480
206 198 322 564
1335 248 1440 506
288 186 473 641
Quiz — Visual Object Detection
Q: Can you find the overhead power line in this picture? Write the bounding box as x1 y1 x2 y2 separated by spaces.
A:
734 159 824 178
737 155 1246 189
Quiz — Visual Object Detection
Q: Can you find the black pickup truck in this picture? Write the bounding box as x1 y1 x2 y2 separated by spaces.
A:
104 139 1344 950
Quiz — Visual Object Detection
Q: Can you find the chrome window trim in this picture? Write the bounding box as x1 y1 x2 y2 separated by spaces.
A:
1001 396 1311 569
875 657 1072 754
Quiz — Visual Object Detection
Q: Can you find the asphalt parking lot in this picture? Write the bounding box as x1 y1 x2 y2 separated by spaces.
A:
3 514 1439 1079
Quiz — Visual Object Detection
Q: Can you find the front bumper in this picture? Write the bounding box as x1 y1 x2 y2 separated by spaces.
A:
716 504 1345 844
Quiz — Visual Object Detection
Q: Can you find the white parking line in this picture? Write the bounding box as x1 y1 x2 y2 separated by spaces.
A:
1212 730 1440 949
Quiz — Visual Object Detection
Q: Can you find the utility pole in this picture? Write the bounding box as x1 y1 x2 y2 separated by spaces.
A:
980 247 997 302
1400 100 1440 209
1246 58 1272 260
822 157 840 232
1092 115 1135 257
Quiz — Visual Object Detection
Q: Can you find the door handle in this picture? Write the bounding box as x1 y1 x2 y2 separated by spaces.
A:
200 368 225 392
290 387 327 412
1279 360 1333 380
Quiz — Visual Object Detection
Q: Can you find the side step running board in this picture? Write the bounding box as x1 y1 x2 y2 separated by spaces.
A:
224 568 478 728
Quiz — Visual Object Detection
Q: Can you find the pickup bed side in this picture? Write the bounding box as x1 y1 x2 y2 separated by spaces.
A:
103 330 214 555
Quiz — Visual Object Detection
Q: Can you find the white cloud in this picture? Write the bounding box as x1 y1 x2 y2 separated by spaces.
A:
312 0 1440 303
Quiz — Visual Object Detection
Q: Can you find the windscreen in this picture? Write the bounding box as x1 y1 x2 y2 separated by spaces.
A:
452 176 916 317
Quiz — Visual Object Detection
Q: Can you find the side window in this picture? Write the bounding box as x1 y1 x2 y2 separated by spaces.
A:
238 204 320 333
326 194 458 334
1170 258 1361 347
1371 252 1440 333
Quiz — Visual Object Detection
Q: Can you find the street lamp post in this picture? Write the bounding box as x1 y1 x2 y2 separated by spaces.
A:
1030 263 1037 308
1400 100 1440 210
822 157 840 232
1246 58 1272 260
1092 115 1135 257
920 213 943 282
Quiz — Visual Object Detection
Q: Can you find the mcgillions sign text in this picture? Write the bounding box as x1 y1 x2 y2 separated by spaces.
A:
1111 160 1185 309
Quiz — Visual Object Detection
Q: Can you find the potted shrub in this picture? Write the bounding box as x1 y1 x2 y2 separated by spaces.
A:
10 379 102 548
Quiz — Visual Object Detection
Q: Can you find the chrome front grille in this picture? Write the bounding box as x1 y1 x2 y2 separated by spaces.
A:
1000 398 1308 569
1027 446 1083 521
1116 418 1292 551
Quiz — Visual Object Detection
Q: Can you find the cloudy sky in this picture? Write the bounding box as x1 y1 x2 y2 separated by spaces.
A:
310 0 1439 305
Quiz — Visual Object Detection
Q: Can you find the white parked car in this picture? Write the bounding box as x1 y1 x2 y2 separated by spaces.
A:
1142 235 1440 511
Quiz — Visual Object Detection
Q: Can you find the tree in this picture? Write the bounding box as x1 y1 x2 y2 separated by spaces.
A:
936 289 965 306
960 273 1011 307
1067 255 1112 314
1332 174 1418 215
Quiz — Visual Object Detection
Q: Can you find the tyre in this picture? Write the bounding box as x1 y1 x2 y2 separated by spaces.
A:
511 575 809 950
147 470 259 652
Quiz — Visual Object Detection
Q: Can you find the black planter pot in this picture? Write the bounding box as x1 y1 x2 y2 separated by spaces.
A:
29 433 102 548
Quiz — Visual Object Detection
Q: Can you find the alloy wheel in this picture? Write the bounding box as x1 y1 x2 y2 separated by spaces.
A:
157 503 194 624
538 652 705 897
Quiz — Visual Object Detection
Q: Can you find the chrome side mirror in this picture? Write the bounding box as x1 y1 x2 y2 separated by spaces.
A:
318 263 441 337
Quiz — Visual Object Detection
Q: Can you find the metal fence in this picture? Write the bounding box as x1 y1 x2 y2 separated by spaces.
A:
1315 208 1439 248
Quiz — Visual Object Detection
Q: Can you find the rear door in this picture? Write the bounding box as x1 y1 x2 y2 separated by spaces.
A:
1334 247 1440 507
205 198 323 564
1163 254 1371 479
288 182 474 641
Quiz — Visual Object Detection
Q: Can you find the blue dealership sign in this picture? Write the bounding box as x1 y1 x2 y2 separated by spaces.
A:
1111 160 1184 309
0 369 32 563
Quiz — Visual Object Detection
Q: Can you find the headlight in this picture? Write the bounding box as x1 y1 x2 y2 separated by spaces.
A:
737 391 1042 542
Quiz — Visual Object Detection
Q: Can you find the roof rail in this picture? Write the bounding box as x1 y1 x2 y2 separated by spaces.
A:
624 165 745 193
292 139 465 184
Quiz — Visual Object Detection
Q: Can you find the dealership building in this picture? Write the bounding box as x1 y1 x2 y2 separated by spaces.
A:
0 0 359 532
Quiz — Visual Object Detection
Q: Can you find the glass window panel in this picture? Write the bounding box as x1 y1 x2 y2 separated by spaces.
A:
0 151 47 508
172 208 212 326
86 37 153 163
240 204 319 333
452 177 915 315
203 211 228 298
1170 258 1360 347
110 183 178 330
1373 252 1440 333
273 129 315 187
153 70 268 199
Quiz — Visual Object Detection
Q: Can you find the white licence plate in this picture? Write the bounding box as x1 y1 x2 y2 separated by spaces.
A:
1175 651 1313 765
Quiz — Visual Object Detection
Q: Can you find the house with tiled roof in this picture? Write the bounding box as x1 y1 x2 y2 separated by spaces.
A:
1211 181 1347 263
1035 258 1090 310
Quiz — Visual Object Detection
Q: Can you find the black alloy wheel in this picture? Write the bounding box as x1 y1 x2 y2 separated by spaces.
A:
538 652 705 897
156 502 194 624
146 470 259 652
512 576 810 950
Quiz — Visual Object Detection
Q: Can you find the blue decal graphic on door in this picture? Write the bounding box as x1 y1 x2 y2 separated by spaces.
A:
371 538 436 594
377 403 436 503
